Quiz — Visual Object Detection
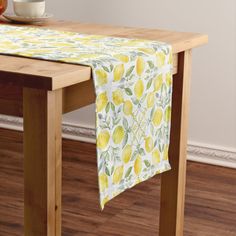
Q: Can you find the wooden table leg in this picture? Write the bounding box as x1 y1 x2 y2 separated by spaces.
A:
23 88 62 236
159 50 192 236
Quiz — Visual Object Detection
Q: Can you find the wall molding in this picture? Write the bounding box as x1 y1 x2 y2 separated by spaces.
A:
0 114 235 169
187 142 236 169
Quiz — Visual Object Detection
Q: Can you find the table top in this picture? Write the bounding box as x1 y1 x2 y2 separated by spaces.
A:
0 18 208 90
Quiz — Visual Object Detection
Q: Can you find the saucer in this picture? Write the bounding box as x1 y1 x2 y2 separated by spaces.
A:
3 13 53 24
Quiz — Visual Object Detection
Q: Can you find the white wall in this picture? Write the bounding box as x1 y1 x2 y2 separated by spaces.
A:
10 0 236 149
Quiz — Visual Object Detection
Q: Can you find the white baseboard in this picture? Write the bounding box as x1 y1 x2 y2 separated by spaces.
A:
0 115 96 144
0 114 235 169
187 142 236 169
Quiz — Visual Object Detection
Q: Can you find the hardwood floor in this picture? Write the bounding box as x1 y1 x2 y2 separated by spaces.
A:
0 128 235 236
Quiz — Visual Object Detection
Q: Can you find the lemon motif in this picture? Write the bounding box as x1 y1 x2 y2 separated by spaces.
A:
112 89 124 105
164 106 171 123
0 42 21 50
136 56 145 76
95 69 108 86
62 53 99 61
138 48 156 55
154 74 163 91
112 126 125 144
22 49 52 57
52 42 74 47
99 173 108 192
134 80 144 100
112 191 120 198
122 145 132 163
114 54 129 63
113 166 124 184
147 92 155 108
168 53 173 64
101 196 109 209
114 64 125 82
82 53 100 59
163 145 169 160
84 35 105 40
59 57 83 63
134 155 142 176
60 47 81 53
145 137 154 153
123 100 133 116
156 51 166 67
166 72 172 88
97 131 110 150
96 92 108 112
152 149 161 164
152 108 163 126
135 178 141 185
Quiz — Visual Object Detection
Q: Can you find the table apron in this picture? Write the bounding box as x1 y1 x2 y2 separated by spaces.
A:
0 54 178 117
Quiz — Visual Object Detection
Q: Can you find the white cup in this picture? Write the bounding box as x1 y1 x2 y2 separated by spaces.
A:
13 0 45 18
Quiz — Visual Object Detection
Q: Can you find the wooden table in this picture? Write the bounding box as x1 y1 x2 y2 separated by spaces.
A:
0 19 208 236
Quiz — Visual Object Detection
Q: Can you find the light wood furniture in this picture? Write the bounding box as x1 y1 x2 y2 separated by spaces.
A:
0 19 208 236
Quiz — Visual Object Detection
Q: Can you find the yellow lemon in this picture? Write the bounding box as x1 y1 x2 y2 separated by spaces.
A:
112 89 124 105
85 35 105 40
123 100 133 116
134 80 144 100
61 54 96 61
95 69 108 86
136 56 145 76
156 51 166 67
135 177 141 185
113 166 124 184
96 92 108 112
112 126 125 144
145 137 154 153
152 149 161 164
168 53 173 64
112 190 121 198
166 72 172 88
164 106 171 123
0 41 19 50
147 92 155 108
122 145 132 163
114 54 129 63
52 42 73 47
101 196 109 209
163 145 169 160
99 173 108 192
152 108 163 126
134 156 142 175
138 48 156 55
154 74 163 91
114 64 125 82
97 131 110 150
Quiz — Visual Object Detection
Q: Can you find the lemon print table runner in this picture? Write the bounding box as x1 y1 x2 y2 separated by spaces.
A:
0 25 173 209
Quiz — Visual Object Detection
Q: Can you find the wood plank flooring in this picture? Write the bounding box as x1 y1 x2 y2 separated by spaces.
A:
0 128 235 236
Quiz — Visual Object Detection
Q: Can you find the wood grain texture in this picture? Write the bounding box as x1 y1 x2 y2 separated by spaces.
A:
159 50 192 236
0 19 207 90
0 55 92 90
62 80 95 114
0 53 177 117
0 128 235 236
0 83 22 116
23 89 62 236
